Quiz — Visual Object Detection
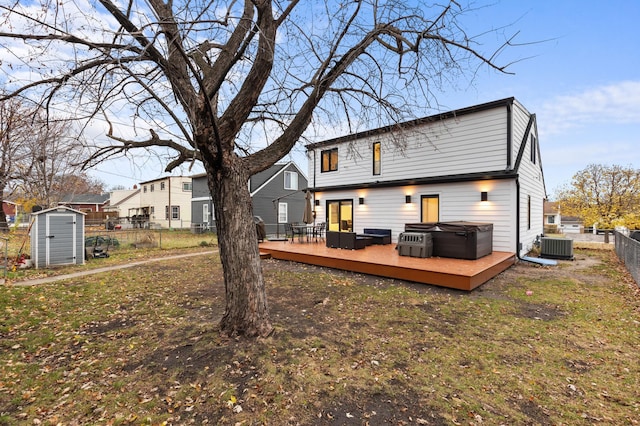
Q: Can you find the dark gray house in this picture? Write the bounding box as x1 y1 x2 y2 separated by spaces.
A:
191 162 308 235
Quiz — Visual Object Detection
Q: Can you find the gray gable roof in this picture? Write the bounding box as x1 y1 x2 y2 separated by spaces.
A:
59 193 110 204
250 164 287 192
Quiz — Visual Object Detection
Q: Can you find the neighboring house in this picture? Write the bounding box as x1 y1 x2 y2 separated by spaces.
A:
544 201 561 233
58 193 110 226
103 187 141 226
190 174 213 232
58 193 110 212
190 162 308 235
306 97 546 257
139 176 193 229
559 216 583 234
2 200 18 223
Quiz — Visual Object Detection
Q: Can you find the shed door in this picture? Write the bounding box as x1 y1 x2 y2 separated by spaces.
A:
46 214 77 266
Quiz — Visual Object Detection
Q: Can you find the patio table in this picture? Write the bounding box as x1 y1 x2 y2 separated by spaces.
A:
292 224 317 242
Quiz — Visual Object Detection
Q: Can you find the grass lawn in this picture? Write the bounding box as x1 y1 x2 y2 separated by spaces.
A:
0 247 639 425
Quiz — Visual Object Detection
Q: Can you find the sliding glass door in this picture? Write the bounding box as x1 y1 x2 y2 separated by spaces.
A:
327 200 353 232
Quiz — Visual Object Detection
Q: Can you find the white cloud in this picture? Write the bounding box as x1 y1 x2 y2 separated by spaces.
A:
538 81 640 135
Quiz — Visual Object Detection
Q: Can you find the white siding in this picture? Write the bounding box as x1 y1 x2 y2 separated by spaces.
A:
310 107 509 188
513 105 546 255
140 177 193 229
314 179 516 252
308 98 547 257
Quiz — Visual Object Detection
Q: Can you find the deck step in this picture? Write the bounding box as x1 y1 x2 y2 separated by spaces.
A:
259 252 272 259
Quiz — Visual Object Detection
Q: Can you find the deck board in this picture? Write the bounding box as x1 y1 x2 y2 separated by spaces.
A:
259 240 516 291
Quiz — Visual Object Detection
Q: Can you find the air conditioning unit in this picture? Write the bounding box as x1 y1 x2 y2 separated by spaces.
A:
540 237 574 260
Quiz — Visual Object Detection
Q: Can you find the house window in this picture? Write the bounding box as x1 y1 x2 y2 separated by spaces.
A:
278 202 288 223
150 206 155 218
421 195 439 222
161 182 166 190
165 205 169 220
172 205 180 220
183 182 192 191
284 171 298 190
321 148 338 172
527 195 531 230
530 134 537 164
373 142 381 175
548 215 555 224
150 184 155 192
143 185 147 193
203 204 210 223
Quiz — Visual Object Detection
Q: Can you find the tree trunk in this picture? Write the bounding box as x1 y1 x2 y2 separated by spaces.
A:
0 210 7 233
208 160 273 337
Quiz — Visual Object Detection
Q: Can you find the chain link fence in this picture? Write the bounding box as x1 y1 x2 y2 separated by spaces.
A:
614 230 640 287
5 227 217 269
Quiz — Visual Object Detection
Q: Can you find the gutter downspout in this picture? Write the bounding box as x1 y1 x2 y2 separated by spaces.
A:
516 177 522 260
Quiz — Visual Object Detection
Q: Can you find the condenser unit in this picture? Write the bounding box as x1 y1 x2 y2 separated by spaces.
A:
540 237 574 260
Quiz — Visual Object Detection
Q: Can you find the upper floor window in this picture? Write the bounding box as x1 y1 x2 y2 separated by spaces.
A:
150 184 155 192
143 185 147 193
530 134 537 164
373 142 381 176
321 148 338 172
284 171 298 190
161 182 166 190
183 182 192 191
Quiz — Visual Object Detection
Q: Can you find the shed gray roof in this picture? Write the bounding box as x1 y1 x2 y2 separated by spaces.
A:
31 206 87 216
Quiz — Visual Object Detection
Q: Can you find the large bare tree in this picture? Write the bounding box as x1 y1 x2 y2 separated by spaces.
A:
0 0 518 337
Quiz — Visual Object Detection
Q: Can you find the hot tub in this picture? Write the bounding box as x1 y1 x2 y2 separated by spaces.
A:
404 221 493 260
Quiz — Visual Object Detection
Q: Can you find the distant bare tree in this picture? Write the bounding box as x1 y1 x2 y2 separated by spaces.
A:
0 0 520 336
17 111 86 208
0 97 32 230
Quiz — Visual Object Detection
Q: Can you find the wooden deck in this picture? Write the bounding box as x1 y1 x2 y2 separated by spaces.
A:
259 240 516 291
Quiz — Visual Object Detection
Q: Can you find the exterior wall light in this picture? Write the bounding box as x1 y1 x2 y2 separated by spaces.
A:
405 195 412 204
314 199 320 206
481 191 488 202
359 197 364 205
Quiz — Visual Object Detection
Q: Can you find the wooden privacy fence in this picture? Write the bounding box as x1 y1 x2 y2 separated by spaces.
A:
614 231 640 287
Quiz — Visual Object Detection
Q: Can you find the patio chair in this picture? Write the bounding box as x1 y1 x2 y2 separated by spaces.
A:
284 223 294 242
313 222 326 241
285 222 305 242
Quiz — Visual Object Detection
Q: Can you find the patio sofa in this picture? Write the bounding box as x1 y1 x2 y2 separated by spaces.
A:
326 231 367 250
358 228 392 245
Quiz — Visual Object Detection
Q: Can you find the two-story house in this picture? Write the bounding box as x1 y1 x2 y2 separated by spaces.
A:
138 176 193 229
103 187 141 227
191 162 308 235
306 97 547 257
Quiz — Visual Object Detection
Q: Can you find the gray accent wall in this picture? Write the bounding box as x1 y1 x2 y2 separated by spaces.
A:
190 163 309 236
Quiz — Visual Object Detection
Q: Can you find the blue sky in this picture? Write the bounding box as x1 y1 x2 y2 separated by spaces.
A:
432 0 640 197
89 0 640 197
